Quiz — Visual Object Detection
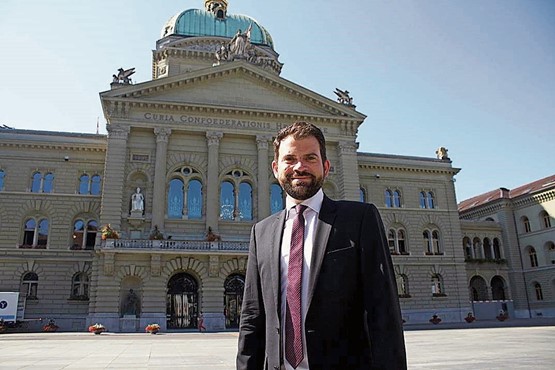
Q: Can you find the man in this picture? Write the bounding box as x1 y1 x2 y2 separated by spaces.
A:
237 122 406 369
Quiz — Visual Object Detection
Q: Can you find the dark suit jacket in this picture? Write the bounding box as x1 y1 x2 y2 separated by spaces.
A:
237 196 407 370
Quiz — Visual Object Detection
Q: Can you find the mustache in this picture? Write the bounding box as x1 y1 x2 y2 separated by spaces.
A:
287 170 314 178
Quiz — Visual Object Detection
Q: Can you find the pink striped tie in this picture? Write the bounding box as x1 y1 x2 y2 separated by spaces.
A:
285 204 307 368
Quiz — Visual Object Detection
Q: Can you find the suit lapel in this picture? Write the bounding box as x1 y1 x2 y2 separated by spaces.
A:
306 196 336 309
270 210 286 313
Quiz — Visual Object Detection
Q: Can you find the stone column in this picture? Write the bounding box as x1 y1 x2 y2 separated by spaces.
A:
152 127 171 231
206 132 223 231
337 141 360 201
256 135 271 220
99 124 130 232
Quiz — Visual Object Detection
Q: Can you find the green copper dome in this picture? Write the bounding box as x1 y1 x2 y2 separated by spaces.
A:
162 8 274 49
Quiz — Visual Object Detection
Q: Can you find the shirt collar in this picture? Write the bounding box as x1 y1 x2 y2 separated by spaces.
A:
285 188 324 217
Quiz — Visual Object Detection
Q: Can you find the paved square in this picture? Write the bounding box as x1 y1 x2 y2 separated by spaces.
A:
0 326 553 369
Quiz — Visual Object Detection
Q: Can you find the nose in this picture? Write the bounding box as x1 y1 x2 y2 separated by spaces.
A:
293 160 307 171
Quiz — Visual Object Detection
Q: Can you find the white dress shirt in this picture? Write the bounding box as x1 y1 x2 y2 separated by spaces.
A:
280 189 324 370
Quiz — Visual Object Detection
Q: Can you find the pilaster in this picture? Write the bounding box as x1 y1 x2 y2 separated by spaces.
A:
206 132 223 231
337 141 360 201
256 135 271 220
152 127 171 230
99 124 130 231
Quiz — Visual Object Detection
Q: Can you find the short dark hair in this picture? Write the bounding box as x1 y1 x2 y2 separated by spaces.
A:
273 121 327 163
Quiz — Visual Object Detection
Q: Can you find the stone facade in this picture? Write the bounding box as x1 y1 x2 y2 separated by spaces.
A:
459 178 555 319
4 2 550 333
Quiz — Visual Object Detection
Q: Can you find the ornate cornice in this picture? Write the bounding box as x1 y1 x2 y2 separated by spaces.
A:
358 163 458 176
0 142 105 152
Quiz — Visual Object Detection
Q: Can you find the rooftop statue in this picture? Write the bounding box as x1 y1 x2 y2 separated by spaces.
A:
112 67 136 84
334 88 356 108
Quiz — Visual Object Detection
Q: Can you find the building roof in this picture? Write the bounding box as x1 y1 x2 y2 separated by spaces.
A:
458 174 555 212
161 8 274 49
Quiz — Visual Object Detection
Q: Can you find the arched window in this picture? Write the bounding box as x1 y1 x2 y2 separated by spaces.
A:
22 272 38 299
166 273 199 329
423 230 432 254
22 218 49 248
432 231 441 254
388 227 408 254
385 190 393 208
397 229 407 254
483 238 493 259
168 178 184 219
71 272 89 300
43 173 54 193
463 237 472 259
79 174 102 195
359 187 366 203
91 175 102 195
270 183 284 214
424 228 442 255
419 192 427 208
493 238 502 259
187 179 202 219
72 219 98 250
393 190 402 207
528 247 538 267
220 181 235 220
396 274 410 298
427 192 435 209
534 282 544 301
79 174 90 194
540 211 551 229
473 237 482 259
220 169 254 222
522 216 531 233
431 274 445 296
31 172 42 193
0 169 5 191
238 182 253 221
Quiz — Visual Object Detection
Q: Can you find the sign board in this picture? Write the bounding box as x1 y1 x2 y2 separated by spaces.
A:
0 292 19 322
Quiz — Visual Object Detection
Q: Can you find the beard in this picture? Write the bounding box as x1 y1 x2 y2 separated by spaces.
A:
279 170 324 200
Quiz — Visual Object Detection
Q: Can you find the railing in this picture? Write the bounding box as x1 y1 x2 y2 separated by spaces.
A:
102 239 248 252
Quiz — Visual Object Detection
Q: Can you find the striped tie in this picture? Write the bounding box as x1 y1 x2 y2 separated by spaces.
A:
285 204 307 368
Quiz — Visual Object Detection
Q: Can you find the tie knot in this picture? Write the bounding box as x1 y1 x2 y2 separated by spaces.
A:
295 204 307 216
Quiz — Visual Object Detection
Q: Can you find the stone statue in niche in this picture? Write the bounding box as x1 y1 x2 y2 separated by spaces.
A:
131 187 144 212
121 289 140 317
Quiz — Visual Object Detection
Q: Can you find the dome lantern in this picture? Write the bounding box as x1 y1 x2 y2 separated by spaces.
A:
205 0 228 19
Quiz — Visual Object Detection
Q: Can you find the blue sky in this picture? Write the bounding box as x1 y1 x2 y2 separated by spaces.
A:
1 0 553 202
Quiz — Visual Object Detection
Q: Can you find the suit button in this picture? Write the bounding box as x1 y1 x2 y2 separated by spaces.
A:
276 327 280 334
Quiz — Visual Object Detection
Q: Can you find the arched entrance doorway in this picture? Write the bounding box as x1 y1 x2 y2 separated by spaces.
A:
469 275 488 301
166 272 199 329
224 273 244 328
491 275 507 300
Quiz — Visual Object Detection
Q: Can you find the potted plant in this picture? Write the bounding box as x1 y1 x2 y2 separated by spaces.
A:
429 314 442 325
496 310 509 321
464 312 476 323
145 323 161 334
100 224 120 240
88 323 106 334
43 319 59 332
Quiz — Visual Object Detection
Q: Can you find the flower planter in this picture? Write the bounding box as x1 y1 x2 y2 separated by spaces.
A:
147 329 159 335
145 324 161 334
429 315 442 325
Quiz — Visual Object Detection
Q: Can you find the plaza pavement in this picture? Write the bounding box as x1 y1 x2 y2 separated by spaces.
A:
1 320 554 369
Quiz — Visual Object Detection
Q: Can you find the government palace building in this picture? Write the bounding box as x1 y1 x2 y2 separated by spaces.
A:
1 1 554 332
